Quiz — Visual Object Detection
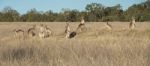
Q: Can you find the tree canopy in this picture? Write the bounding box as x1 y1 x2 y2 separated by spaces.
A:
0 1 150 22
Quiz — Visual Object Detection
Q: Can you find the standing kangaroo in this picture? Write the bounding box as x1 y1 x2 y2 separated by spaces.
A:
65 22 77 39
76 17 87 32
129 17 136 30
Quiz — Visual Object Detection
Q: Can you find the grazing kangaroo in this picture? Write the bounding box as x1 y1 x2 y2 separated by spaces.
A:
28 25 36 37
129 17 136 30
13 29 25 39
14 29 24 35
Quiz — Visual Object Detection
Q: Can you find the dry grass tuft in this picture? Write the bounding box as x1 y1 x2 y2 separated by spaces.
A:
0 22 150 66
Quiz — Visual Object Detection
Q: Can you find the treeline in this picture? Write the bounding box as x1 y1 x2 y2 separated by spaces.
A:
0 1 150 22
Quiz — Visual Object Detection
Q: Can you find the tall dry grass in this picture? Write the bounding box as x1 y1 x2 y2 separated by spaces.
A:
0 29 150 66
0 30 150 66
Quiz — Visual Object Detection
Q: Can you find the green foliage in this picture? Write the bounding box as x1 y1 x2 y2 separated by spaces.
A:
85 3 104 22
24 9 43 22
0 1 150 22
0 7 20 22
42 10 55 22
141 13 150 21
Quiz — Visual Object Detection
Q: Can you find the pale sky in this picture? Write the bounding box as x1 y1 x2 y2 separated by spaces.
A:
0 0 145 14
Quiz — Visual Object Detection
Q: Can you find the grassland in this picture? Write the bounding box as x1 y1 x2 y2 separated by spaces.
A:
0 22 150 66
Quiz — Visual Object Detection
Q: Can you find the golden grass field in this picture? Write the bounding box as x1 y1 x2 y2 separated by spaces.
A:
0 22 150 66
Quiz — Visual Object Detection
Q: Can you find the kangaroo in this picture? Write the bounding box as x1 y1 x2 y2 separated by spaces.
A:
129 17 136 30
76 17 87 32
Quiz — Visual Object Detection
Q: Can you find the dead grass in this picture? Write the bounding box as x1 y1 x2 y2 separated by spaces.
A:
0 22 150 66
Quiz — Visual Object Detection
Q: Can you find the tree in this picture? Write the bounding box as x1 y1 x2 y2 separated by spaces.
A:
24 8 43 22
85 3 105 21
60 9 79 22
102 4 124 21
1 2 150 22
125 3 147 21
43 10 55 22
68 9 79 22
0 12 2 21
1 7 20 22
